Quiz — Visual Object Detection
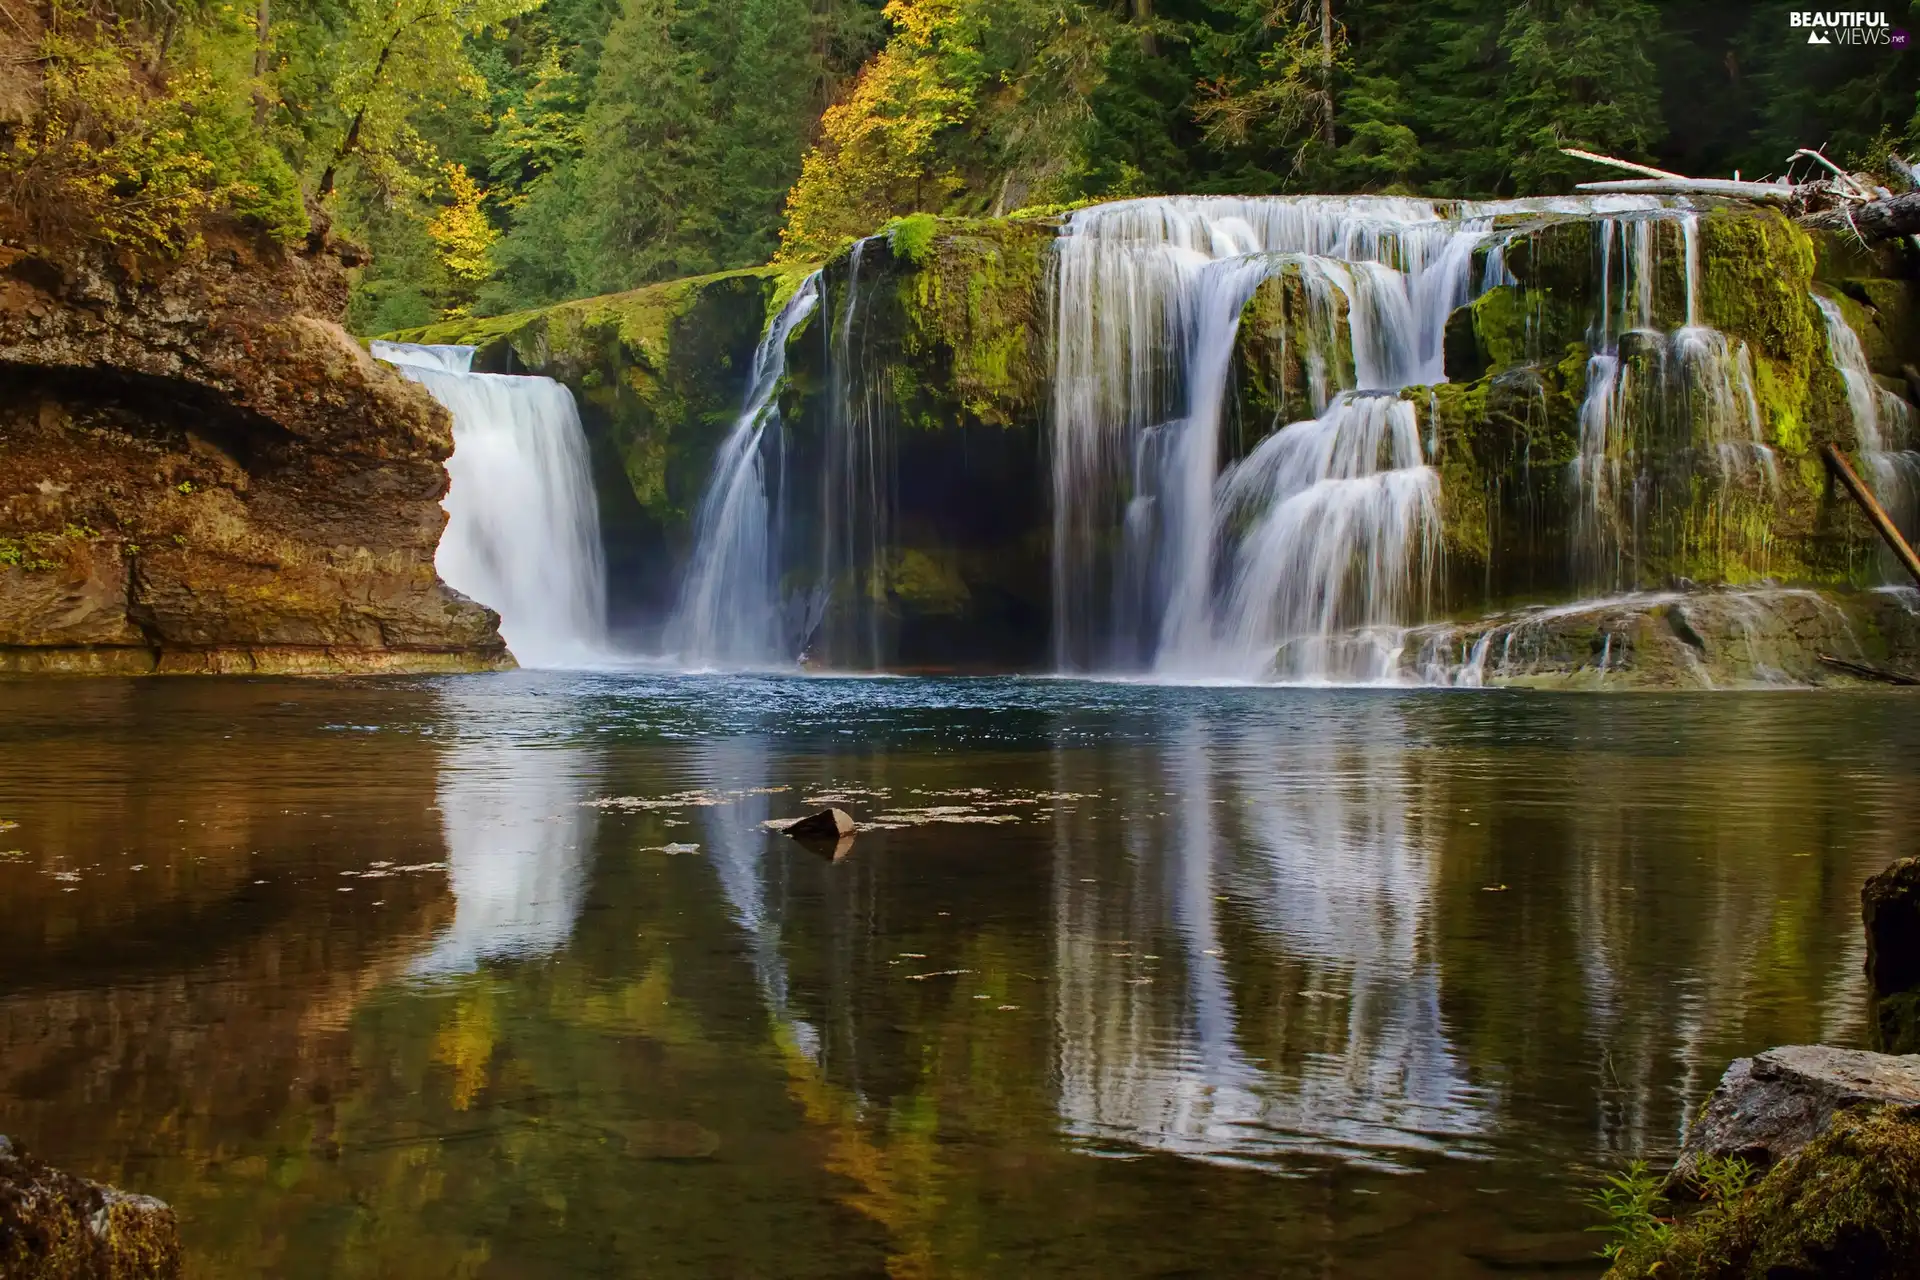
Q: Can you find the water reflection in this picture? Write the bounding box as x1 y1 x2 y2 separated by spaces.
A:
1052 706 1487 1171
2 676 1918 1278
413 737 598 974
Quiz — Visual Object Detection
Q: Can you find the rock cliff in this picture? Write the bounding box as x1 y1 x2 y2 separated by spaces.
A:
0 215 511 674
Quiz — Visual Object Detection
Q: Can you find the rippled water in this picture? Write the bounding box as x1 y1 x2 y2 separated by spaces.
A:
2 675 1914 1278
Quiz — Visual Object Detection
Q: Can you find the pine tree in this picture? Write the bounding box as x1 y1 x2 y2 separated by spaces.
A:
1498 0 1665 193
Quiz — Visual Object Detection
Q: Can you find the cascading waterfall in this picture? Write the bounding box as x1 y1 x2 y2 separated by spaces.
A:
667 276 822 667
1566 213 1774 588
1049 195 1653 681
816 238 897 668
373 340 607 667
1814 292 1920 539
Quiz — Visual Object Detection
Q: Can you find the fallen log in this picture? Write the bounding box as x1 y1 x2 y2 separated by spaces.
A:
1816 653 1920 687
1574 177 1799 203
1822 442 1920 589
1799 190 1920 241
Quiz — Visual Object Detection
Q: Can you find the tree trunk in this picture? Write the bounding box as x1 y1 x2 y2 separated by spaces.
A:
1132 0 1156 56
317 23 406 198
1319 0 1335 146
252 0 271 128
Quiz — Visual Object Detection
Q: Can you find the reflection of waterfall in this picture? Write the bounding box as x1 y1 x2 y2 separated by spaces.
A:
667 279 822 668
1052 702 1487 1170
414 739 597 974
374 341 607 667
1814 292 1920 542
692 741 823 1060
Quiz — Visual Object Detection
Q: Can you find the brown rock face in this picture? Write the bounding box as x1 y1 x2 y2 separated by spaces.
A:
0 215 511 674
0 1135 181 1278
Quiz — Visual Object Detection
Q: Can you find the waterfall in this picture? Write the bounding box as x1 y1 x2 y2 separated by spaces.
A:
373 341 607 667
1566 214 1774 589
816 238 896 668
667 276 822 667
1049 196 1513 679
1814 292 1920 541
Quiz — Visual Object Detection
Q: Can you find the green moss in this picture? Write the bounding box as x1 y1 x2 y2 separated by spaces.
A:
1602 1106 1920 1279
0 525 98 573
895 215 1053 428
882 549 972 615
884 213 940 266
1697 209 1819 364
1237 264 1357 434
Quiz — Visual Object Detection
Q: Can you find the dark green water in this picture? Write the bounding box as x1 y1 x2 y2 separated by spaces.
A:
1 675 1914 1278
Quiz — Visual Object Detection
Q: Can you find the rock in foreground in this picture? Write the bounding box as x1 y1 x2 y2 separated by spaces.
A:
0 215 511 675
0 1136 180 1278
1605 1104 1920 1280
1670 1044 1920 1186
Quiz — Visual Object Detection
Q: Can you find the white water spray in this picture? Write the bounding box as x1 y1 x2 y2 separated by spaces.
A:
374 341 607 667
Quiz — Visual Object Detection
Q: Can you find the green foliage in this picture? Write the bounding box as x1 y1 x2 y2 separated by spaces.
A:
1587 1159 1670 1260
1499 0 1665 192
0 5 308 254
885 212 939 264
0 524 98 573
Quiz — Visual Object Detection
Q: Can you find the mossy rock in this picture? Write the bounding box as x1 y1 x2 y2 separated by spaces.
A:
1237 262 1358 433
1603 1105 1920 1280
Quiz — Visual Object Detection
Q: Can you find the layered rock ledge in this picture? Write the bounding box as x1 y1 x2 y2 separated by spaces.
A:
0 217 511 675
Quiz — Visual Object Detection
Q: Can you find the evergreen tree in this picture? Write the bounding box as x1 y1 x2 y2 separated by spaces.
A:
1497 0 1665 192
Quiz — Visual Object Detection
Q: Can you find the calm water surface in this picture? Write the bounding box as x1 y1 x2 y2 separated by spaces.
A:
1 675 1914 1278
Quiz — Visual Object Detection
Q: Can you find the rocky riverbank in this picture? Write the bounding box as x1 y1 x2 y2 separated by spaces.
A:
0 213 511 675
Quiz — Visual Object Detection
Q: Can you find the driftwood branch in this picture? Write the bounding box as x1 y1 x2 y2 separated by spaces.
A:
1823 442 1920 589
1788 148 1880 200
1574 177 1798 203
1562 145 1920 242
1559 148 1689 182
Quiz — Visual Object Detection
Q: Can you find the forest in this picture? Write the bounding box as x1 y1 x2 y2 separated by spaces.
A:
2 0 1917 333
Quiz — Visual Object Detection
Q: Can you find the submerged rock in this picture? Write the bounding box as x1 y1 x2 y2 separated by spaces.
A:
779 808 856 842
1670 1044 1920 1186
0 1135 181 1278
1865 858 1920 1054
0 215 511 675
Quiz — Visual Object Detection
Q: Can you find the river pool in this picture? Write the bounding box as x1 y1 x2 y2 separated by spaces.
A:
1 674 1913 1277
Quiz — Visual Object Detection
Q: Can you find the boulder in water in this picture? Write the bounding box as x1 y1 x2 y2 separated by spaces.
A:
1669 1044 1920 1187
779 808 856 842
1865 858 1920 1054
0 1135 181 1278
